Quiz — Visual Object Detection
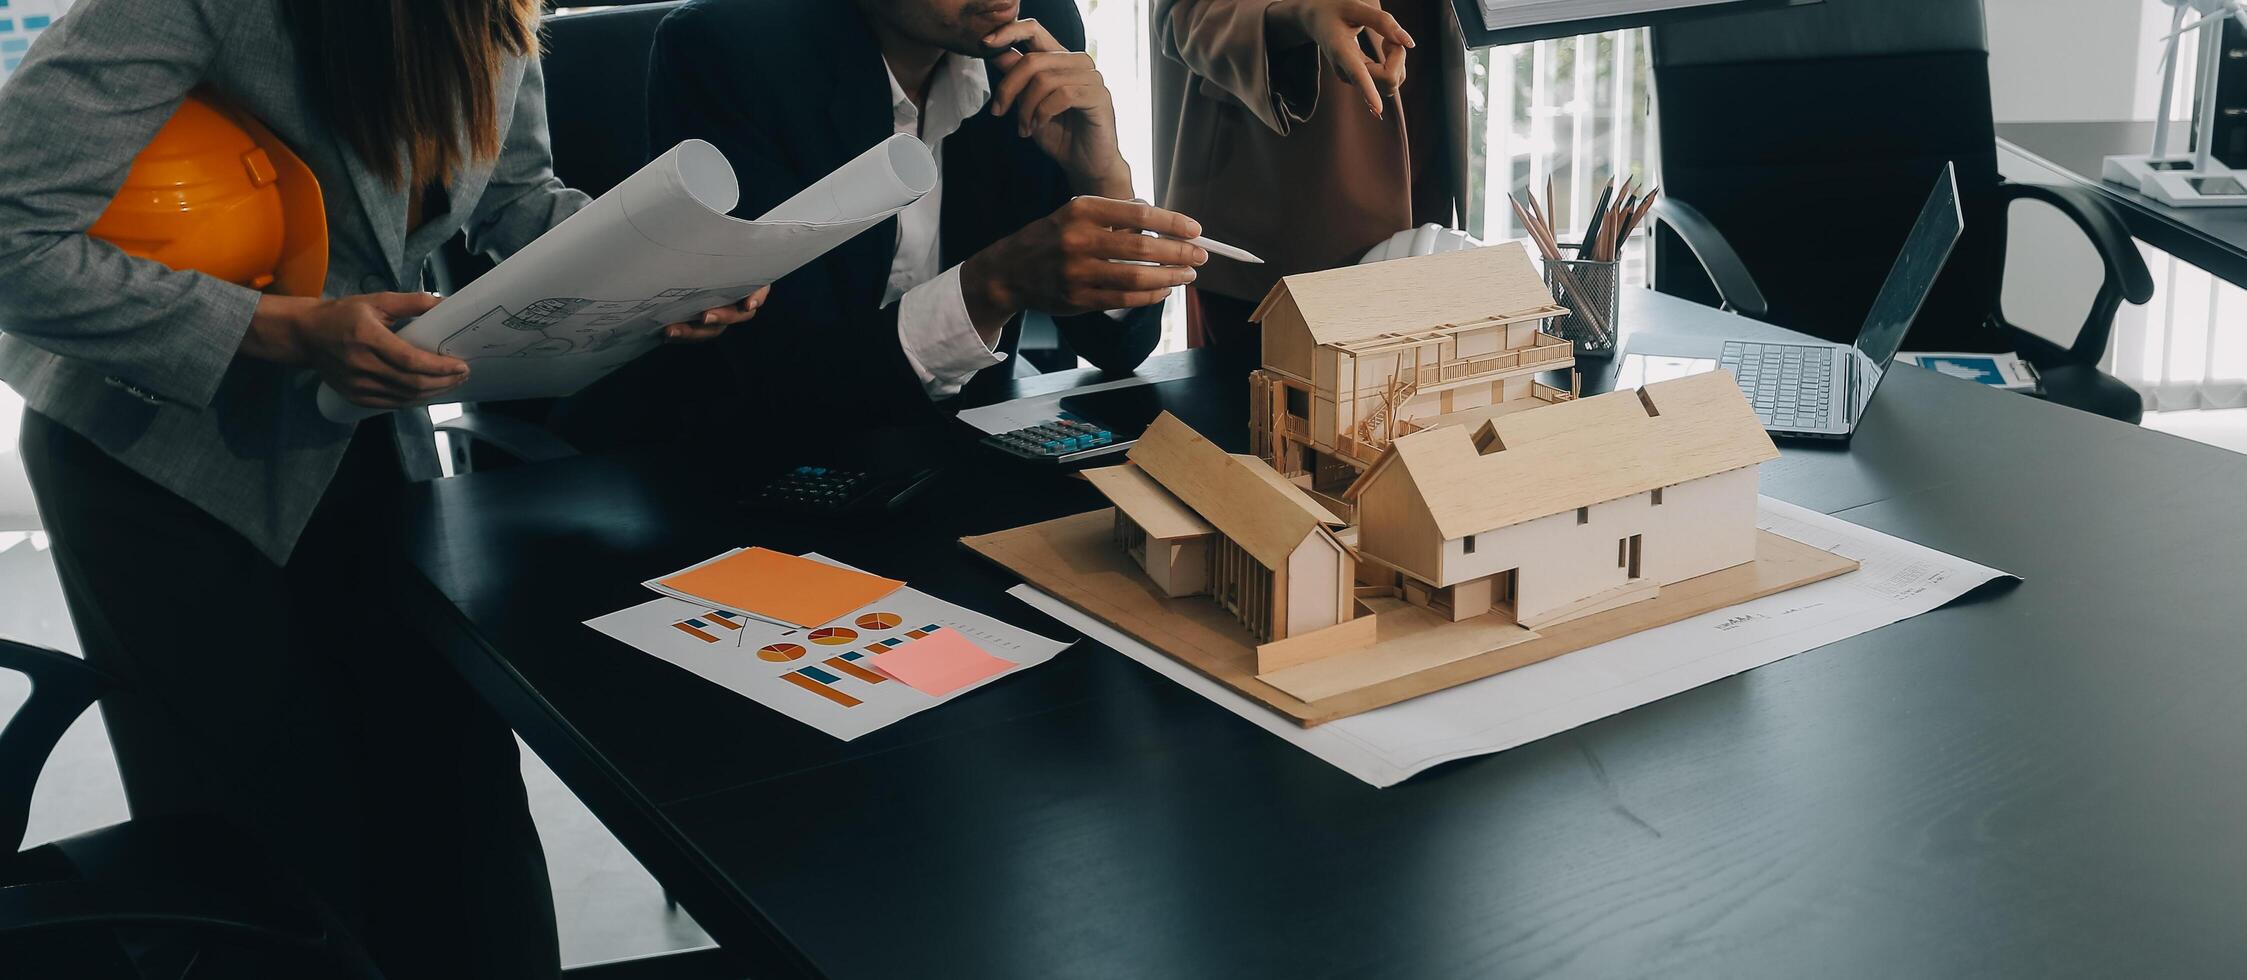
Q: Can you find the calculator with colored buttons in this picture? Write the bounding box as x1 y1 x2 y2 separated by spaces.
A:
979 412 1126 464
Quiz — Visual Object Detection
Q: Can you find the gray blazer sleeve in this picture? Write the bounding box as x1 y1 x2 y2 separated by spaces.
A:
0 0 261 410
462 57 590 263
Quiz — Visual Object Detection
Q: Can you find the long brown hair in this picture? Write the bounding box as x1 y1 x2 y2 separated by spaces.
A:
279 0 543 188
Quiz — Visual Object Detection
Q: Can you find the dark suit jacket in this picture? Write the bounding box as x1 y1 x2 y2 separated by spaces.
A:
645 0 1164 433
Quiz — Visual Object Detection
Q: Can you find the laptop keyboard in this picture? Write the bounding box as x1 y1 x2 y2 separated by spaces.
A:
1718 341 1834 430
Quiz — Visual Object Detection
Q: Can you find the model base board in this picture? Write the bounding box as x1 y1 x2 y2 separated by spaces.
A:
964 509 1860 727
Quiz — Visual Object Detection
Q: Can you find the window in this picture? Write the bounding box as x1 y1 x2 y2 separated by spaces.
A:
1618 537 1627 568
1284 385 1309 420
1577 506 1589 525
0 0 73 89
1467 29 1656 282
1464 534 1478 554
1652 486 1664 506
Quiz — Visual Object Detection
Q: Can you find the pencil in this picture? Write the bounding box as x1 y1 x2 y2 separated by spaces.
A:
1581 180 1615 261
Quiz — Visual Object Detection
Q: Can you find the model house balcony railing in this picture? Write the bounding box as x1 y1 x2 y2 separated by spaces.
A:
1530 379 1577 403
1334 415 1431 467
1342 330 1578 396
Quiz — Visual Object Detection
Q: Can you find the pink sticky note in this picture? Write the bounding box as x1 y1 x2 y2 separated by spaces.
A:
865 629 1015 697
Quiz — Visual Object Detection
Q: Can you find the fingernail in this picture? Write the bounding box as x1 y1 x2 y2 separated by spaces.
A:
1185 269 1198 282
1193 248 1209 265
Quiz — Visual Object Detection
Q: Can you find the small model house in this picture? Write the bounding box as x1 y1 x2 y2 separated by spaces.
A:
1248 242 1578 499
1347 371 1779 629
1085 413 1355 643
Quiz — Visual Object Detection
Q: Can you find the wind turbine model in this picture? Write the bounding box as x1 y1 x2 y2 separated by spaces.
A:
2104 0 2247 207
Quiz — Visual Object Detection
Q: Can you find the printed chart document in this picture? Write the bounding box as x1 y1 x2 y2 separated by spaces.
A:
589 554 1071 741
1899 351 2041 391
647 546 904 629
1010 497 2015 788
317 134 938 422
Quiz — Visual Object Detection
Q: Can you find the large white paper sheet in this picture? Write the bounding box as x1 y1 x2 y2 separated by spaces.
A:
588 555 1071 741
317 135 937 422
1009 497 2016 788
955 375 1160 436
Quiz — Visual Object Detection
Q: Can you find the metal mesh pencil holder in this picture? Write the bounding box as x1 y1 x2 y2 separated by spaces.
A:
1544 258 1620 357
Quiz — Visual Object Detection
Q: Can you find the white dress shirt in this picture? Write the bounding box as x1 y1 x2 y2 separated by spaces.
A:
884 53 1130 399
886 54 1006 400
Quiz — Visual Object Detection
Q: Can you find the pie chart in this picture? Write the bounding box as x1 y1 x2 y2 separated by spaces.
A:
807 627 859 646
756 643 807 663
855 612 903 631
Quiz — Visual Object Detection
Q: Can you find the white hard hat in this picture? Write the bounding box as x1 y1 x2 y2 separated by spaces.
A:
1359 224 1483 264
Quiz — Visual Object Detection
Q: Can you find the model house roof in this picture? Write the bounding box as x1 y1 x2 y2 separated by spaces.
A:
1127 413 1343 569
1386 371 1779 540
1082 463 1214 541
1248 241 1568 348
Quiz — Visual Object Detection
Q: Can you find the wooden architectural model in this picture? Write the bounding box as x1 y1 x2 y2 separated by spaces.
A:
1346 370 1778 630
1084 414 1353 643
1248 242 1578 501
965 246 1860 727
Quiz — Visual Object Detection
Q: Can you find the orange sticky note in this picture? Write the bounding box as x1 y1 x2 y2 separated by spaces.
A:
658 548 902 627
865 629 1015 697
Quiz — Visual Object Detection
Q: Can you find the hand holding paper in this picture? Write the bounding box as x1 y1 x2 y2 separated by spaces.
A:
243 291 466 411
315 135 937 423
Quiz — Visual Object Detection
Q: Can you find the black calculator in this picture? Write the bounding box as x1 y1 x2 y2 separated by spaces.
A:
742 465 938 516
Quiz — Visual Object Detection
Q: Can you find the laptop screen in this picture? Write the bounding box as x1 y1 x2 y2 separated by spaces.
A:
1852 164 1965 420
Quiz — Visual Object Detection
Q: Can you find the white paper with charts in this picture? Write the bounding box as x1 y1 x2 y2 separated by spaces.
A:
586 555 1072 741
1011 498 2015 788
316 134 938 422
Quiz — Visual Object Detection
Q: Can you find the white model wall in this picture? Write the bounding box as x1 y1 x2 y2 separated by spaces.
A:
1435 467 1761 623
1285 536 1345 637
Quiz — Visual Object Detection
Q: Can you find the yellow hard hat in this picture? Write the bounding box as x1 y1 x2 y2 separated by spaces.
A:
88 93 328 297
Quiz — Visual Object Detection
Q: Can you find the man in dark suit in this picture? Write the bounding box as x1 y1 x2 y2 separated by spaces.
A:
646 0 1208 433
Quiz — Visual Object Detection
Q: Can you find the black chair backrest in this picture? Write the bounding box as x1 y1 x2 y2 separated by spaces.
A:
1650 0 2004 350
543 1 685 198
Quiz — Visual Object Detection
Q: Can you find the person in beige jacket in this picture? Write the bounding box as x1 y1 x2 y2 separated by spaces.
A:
1154 0 1471 346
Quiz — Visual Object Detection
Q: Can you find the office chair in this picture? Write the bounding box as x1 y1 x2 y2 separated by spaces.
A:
1648 0 2155 423
0 637 383 978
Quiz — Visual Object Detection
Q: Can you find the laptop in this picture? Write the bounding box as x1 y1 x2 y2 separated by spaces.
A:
1619 162 1964 440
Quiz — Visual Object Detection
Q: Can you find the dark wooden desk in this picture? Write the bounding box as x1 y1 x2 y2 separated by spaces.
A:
399 291 2247 978
1998 120 2247 290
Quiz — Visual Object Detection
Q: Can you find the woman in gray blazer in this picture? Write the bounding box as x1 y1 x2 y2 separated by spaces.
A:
0 0 760 974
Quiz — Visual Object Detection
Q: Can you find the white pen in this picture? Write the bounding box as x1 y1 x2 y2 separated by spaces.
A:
1174 234 1264 265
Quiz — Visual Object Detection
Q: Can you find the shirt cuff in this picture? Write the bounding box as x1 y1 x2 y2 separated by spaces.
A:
899 264 1008 400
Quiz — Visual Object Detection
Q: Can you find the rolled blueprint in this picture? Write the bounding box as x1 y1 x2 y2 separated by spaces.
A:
316 134 938 423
